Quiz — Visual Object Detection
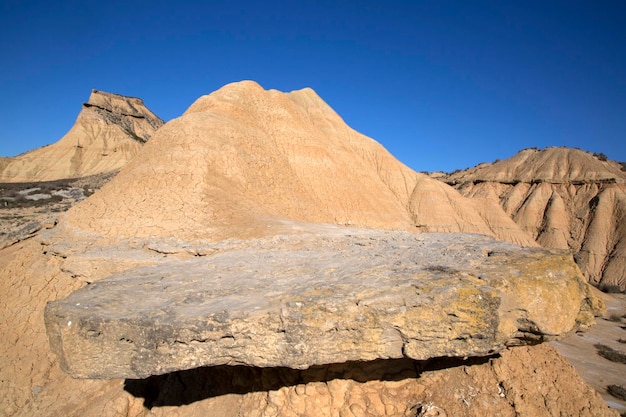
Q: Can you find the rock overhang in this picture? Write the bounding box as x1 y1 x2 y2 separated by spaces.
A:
44 230 600 379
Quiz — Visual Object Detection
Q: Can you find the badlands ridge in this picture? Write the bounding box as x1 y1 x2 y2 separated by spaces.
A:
447 147 626 290
1 81 624 416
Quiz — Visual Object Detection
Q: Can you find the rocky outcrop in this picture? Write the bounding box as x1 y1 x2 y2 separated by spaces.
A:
446 147 626 290
44 230 598 379
0 90 163 182
1 234 613 417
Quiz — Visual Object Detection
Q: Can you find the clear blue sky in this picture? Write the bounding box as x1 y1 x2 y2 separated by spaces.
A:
1 0 625 173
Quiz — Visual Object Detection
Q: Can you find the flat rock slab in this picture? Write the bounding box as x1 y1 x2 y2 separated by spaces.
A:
45 230 597 379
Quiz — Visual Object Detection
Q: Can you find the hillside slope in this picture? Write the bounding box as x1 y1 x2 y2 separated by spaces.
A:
447 147 626 290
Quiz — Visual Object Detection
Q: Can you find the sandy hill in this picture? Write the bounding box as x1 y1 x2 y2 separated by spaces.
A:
60 80 534 245
447 147 626 290
0 90 163 182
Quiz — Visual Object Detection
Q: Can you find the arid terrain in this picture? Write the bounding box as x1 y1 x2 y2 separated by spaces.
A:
1 82 625 416
445 147 626 291
0 172 116 249
551 291 626 413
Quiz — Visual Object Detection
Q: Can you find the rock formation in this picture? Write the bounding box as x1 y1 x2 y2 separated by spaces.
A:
2 233 614 417
446 147 626 290
44 231 597 380
0 82 620 416
0 90 163 182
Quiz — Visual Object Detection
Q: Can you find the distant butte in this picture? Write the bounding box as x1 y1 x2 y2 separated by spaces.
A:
0 90 163 182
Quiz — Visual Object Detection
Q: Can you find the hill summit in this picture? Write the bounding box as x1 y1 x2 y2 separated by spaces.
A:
0 90 163 182
447 147 626 185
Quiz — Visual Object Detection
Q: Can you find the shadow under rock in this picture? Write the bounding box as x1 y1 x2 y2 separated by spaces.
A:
124 355 496 409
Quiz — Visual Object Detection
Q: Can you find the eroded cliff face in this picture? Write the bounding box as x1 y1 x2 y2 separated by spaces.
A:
0 90 163 182
447 147 626 290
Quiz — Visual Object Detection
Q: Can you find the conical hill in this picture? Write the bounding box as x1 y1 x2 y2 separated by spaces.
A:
61 81 535 246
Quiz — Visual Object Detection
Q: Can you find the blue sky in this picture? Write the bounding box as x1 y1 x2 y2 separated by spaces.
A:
1 1 625 173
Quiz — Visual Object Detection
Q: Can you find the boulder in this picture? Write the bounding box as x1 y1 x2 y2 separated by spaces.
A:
45 230 599 379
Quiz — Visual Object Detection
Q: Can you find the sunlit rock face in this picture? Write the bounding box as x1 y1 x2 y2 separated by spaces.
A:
0 90 163 182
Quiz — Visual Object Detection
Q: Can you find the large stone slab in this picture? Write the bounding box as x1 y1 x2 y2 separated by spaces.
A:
44 230 598 379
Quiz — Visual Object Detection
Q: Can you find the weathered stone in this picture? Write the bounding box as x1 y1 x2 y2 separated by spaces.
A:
44 230 599 379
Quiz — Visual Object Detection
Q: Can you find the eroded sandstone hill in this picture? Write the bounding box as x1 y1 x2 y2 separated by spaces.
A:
446 147 626 290
0 90 163 182
60 81 533 246
0 82 620 416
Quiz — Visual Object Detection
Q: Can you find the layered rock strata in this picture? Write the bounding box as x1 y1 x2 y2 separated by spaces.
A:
45 230 598 380
0 90 163 182
446 147 626 290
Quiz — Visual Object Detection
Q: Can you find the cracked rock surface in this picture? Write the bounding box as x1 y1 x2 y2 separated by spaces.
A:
44 230 599 379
